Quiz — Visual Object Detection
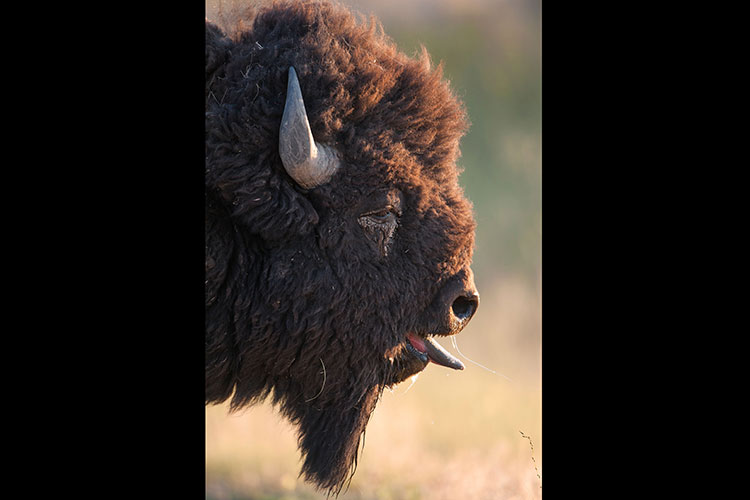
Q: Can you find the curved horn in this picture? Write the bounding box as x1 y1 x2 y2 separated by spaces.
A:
279 67 339 189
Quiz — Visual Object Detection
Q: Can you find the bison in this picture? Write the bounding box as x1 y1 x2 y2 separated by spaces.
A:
206 0 479 494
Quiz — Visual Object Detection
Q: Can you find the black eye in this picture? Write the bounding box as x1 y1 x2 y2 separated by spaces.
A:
358 206 399 257
367 209 392 221
361 208 398 226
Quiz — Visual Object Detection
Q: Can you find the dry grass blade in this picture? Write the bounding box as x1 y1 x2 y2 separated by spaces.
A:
520 430 542 488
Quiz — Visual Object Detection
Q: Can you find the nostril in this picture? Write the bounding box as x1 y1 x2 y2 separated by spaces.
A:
452 294 478 321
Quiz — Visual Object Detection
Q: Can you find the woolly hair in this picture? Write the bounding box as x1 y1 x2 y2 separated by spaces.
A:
206 1 474 495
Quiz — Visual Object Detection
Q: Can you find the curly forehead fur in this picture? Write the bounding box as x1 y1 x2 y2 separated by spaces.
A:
206 0 476 495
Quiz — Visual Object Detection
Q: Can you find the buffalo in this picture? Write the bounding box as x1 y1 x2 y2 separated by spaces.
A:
206 1 479 494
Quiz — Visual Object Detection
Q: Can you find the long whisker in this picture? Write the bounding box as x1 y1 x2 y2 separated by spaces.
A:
451 336 512 381
403 373 420 394
305 358 327 402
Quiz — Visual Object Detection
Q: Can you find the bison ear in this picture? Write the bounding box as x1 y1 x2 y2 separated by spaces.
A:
206 20 232 90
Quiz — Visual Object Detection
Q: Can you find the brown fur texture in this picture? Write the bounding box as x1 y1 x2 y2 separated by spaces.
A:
206 1 477 494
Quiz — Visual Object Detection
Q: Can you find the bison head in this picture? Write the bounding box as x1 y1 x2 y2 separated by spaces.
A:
206 1 478 494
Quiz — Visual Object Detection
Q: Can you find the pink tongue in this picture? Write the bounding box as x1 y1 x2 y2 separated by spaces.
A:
406 333 465 370
407 333 427 353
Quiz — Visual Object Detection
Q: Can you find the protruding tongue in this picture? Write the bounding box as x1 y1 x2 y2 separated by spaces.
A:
423 337 465 370
407 333 464 370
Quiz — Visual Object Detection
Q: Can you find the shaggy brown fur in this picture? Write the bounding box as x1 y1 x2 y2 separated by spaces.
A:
206 1 477 494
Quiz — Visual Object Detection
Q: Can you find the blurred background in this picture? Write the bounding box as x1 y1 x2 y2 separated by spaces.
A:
205 0 541 498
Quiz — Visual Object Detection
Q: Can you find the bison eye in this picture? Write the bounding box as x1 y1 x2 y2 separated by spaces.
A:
367 209 393 222
360 207 397 225
358 208 398 256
